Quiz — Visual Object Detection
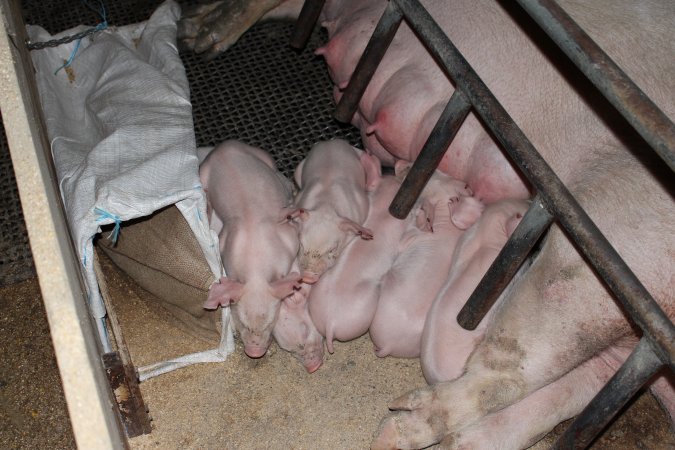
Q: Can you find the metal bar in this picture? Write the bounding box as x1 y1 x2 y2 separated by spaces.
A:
457 195 553 330
333 1 403 123
553 338 663 449
102 352 152 438
516 0 675 173
394 0 674 368
289 0 326 49
94 253 152 438
389 89 471 218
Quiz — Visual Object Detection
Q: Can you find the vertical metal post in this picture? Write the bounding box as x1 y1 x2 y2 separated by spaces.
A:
334 1 403 123
290 0 326 49
457 196 553 329
553 338 663 449
389 89 471 218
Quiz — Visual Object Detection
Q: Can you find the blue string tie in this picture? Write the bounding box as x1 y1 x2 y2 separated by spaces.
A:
55 0 108 75
94 207 122 244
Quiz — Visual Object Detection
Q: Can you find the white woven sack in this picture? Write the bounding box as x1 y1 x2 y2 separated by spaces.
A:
26 0 233 367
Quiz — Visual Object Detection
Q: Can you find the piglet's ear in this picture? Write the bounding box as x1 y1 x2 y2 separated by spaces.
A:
294 159 306 188
449 196 485 230
204 277 244 310
360 152 382 192
416 199 435 232
339 219 374 240
394 160 412 181
283 285 309 307
270 272 303 300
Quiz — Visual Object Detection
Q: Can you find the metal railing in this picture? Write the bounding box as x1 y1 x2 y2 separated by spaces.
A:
291 0 675 448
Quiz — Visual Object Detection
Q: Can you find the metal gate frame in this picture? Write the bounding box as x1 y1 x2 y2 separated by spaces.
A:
290 0 675 447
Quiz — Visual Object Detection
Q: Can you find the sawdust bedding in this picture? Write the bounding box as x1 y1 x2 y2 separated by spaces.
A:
94 254 673 449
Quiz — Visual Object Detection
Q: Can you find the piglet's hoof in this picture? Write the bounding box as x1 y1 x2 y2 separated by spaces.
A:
371 387 449 449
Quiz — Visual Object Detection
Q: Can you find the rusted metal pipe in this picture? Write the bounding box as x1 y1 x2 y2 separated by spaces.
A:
516 0 675 172
334 1 403 123
553 338 663 449
290 0 326 49
457 195 553 330
389 89 471 218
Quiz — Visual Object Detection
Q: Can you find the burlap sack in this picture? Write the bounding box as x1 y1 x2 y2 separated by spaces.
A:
97 205 219 343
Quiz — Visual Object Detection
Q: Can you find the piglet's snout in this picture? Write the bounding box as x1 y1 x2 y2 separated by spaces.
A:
244 344 268 358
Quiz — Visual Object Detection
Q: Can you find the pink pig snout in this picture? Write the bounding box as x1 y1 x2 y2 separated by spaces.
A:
244 344 268 358
301 270 321 284
304 358 323 373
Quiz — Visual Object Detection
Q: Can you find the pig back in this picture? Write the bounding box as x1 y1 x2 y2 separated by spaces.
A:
200 141 294 222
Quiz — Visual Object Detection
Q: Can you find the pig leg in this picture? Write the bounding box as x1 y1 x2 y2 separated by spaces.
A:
650 372 675 421
178 0 304 60
371 229 637 449
438 344 631 450
310 279 380 354
373 154 674 448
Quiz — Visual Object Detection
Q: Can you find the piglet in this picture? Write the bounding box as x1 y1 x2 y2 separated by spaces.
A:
369 165 483 358
291 139 381 282
308 174 413 353
199 140 301 358
420 198 529 384
273 280 325 373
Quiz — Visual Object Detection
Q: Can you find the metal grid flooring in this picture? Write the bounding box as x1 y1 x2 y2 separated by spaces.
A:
0 111 35 286
1 1 361 285
21 0 363 176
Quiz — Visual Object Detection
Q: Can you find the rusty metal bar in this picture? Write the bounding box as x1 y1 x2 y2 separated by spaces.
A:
553 338 663 449
94 253 151 438
391 0 674 368
389 89 471 218
333 1 403 123
457 195 553 330
102 352 152 439
516 0 675 173
289 0 326 49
